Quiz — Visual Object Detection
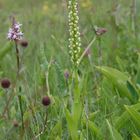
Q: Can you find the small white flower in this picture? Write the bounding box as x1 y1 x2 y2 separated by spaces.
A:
68 0 81 66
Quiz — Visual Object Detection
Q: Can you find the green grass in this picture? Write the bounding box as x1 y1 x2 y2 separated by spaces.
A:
0 0 140 139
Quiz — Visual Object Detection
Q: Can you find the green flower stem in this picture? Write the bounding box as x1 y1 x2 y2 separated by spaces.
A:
131 0 137 38
97 37 102 66
18 95 24 130
66 1 83 139
72 70 80 101
78 36 96 65
4 89 10 119
15 41 20 76
45 58 52 97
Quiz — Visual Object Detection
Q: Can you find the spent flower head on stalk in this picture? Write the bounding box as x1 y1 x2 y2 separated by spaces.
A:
19 39 28 48
64 69 70 79
13 120 19 127
94 26 107 36
1 78 11 89
68 0 81 68
7 17 23 41
42 96 51 106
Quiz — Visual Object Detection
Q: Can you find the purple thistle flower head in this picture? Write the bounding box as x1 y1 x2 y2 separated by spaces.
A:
7 17 23 41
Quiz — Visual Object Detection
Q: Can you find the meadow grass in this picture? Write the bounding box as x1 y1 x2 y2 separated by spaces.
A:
0 0 140 139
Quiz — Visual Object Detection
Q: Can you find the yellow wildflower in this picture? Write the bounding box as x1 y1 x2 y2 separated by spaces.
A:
42 2 49 14
81 0 93 9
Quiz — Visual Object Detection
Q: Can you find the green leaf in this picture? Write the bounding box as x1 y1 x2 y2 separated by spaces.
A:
136 53 140 85
116 56 125 71
0 42 12 59
106 120 123 140
115 111 129 130
54 61 66 93
87 120 103 140
73 101 82 127
49 121 62 139
125 105 140 129
132 134 140 140
56 136 61 140
89 111 99 121
115 103 140 130
96 66 135 102
65 109 78 140
127 80 139 101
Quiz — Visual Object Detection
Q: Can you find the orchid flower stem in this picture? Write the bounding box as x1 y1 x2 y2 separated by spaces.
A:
5 89 10 119
131 0 137 38
97 37 102 66
18 95 24 130
44 109 48 128
78 36 96 66
15 41 20 76
45 58 52 97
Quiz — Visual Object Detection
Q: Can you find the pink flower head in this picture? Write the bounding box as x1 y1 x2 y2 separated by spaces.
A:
7 18 23 41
